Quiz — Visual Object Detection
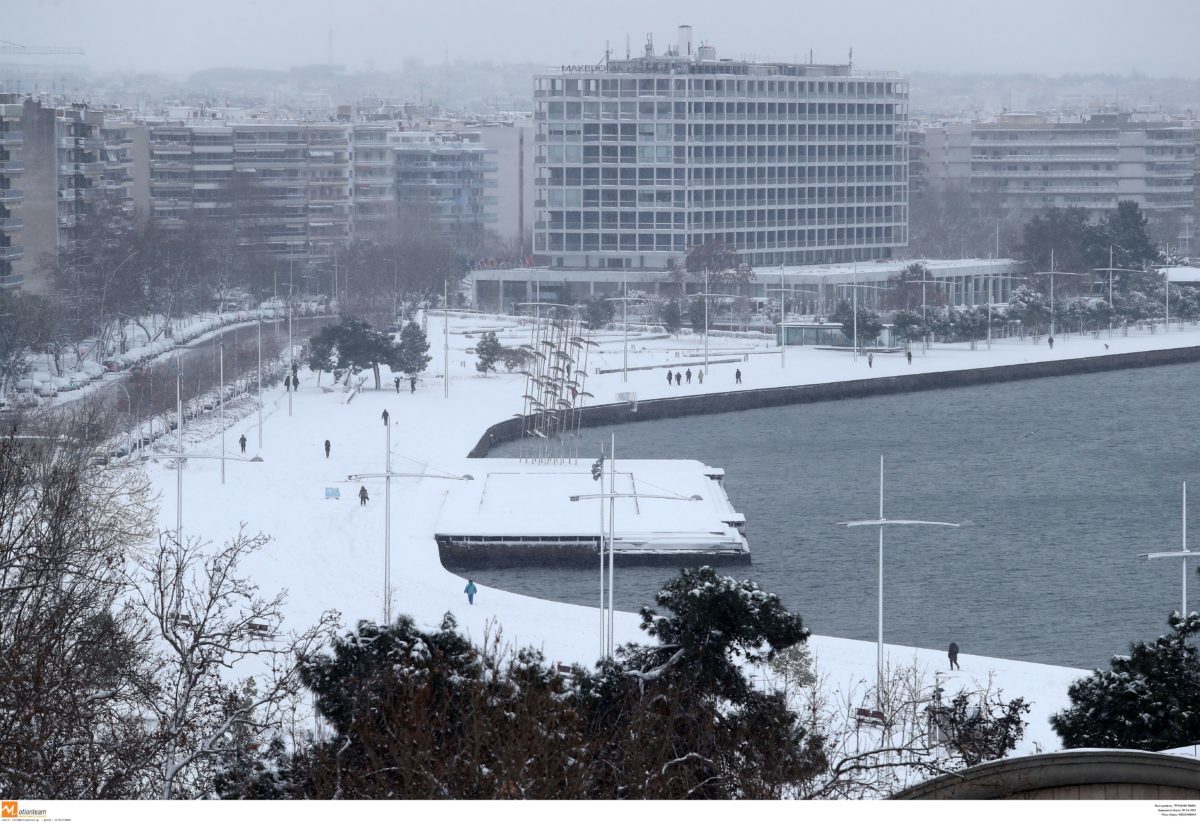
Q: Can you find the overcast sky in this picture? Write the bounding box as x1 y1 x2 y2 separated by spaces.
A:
6 0 1200 77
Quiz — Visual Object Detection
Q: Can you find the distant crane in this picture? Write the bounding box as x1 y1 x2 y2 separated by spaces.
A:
0 40 85 56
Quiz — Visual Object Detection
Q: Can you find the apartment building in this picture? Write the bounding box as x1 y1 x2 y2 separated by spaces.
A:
0 99 139 293
924 113 1197 227
350 122 396 239
392 131 497 242
0 96 22 290
531 27 909 271
475 119 536 244
148 121 352 262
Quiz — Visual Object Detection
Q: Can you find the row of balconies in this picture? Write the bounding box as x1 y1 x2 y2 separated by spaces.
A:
0 159 23 174
0 188 23 202
57 136 105 150
968 169 1118 178
0 217 23 230
0 130 24 146
0 245 24 260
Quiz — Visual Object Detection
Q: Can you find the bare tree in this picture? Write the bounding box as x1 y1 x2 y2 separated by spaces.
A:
0 402 160 798
129 528 338 799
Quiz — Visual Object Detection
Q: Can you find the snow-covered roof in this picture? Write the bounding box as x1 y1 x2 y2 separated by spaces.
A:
1162 266 1200 283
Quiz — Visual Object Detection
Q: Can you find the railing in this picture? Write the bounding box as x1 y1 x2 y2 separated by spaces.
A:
0 130 24 145
0 217 23 230
0 160 23 173
0 188 23 202
0 245 24 260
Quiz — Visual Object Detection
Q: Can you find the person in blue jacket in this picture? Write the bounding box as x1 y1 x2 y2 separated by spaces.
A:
465 580 478 605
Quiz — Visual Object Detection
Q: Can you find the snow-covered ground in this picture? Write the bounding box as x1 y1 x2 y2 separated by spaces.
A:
141 316 1200 757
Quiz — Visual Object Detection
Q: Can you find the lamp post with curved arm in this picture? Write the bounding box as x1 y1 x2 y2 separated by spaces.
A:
839 455 962 709
347 458 474 625
569 435 703 658
1140 483 1199 619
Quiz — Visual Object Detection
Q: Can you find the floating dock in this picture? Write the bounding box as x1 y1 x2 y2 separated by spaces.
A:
435 459 749 568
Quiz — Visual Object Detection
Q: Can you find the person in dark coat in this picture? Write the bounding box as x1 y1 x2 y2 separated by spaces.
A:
410 376 417 393
735 368 742 384
685 368 692 384
868 353 874 368
948 641 960 670
324 439 331 458
358 485 369 506
283 375 291 391
238 434 247 454
906 350 913 365
674 371 681 386
394 376 401 393
465 580 477 605
666 370 673 387
1048 335 1054 350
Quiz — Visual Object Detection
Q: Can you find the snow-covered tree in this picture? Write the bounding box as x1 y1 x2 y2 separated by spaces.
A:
1051 612 1200 751
831 300 883 349
391 321 431 378
130 529 338 799
474 331 502 376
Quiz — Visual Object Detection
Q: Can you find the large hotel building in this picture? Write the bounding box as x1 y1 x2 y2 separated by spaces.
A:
530 27 910 271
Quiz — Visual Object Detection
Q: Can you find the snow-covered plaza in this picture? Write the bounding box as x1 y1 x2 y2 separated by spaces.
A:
140 313 1200 758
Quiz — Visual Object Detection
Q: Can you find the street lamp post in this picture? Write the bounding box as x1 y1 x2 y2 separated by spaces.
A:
693 270 739 374
839 455 961 710
142 448 264 552
1140 483 1198 618
218 334 226 485
765 280 819 369
346 463 474 624
383 258 398 320
569 434 702 658
605 284 646 384
256 308 263 448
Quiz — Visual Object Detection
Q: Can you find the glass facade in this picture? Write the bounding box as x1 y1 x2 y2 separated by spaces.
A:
533 56 909 270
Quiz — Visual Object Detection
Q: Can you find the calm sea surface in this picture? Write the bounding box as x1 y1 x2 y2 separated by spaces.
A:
476 362 1200 669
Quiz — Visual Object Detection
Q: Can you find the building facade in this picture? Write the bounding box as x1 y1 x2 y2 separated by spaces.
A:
924 113 1197 233
532 28 909 272
148 121 353 262
392 131 496 242
0 96 23 290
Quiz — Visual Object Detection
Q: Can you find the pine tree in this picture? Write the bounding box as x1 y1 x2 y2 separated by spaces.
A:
1051 612 1200 750
661 300 682 335
474 331 502 376
392 321 431 377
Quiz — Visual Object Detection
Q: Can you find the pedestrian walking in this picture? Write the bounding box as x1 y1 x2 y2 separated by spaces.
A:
382 409 390 426
1048 335 1055 350
735 368 742 384
868 353 874 368
283 375 291 392
674 371 682 386
698 369 704 384
906 350 912 365
394 376 401 393
465 579 477 605
685 368 692 384
410 376 417 394
666 370 673 387
324 439 331 458
358 485 369 506
948 641 960 670
238 434 247 454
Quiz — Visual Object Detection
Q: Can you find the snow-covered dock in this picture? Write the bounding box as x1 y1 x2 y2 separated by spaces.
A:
435 458 749 567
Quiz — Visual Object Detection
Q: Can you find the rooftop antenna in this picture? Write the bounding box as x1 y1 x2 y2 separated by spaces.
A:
849 47 853 68
809 48 813 64
626 35 630 59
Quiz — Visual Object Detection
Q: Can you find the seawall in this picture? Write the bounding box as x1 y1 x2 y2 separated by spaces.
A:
468 343 1200 458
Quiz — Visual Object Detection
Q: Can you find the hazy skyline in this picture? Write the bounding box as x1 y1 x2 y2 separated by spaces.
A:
6 0 1200 77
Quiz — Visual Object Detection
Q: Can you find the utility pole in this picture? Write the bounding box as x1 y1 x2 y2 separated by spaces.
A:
256 310 263 448
288 266 294 417
219 334 225 485
443 280 450 399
